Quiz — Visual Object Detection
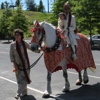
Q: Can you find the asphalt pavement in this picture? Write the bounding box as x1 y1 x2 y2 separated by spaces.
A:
0 40 100 100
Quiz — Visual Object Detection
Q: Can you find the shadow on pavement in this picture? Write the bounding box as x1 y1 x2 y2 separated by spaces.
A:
1 42 12 44
20 95 36 100
49 83 100 100
91 47 100 51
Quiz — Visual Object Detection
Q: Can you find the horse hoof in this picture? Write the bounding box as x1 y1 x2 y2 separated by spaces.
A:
76 79 82 85
62 88 69 93
84 79 89 84
42 94 50 98
83 75 89 84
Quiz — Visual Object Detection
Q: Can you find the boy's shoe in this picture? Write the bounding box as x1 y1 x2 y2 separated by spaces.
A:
66 45 69 48
72 54 78 61
14 94 20 99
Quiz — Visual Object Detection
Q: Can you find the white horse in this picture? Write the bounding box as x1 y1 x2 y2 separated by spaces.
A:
31 21 96 98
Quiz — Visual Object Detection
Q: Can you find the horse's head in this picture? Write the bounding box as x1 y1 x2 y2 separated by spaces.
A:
31 20 61 52
31 20 45 44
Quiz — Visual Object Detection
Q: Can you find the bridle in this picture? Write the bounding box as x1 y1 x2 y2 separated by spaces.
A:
33 23 62 53
37 28 45 48
37 28 62 52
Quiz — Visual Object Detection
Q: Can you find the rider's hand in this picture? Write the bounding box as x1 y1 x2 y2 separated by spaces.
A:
64 41 67 48
12 67 18 72
12 62 18 72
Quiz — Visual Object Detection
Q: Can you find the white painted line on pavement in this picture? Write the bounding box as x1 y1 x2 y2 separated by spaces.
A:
5 48 10 50
95 63 100 66
0 76 65 100
0 51 9 54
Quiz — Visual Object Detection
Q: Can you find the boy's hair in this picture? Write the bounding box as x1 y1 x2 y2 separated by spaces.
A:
59 12 66 19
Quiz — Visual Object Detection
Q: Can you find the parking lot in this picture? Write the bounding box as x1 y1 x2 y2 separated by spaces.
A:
0 40 100 100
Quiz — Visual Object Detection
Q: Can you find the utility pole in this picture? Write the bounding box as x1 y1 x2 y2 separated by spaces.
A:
47 0 55 13
89 14 92 42
47 0 49 13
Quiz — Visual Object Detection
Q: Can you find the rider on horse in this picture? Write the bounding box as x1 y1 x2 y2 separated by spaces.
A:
57 1 79 61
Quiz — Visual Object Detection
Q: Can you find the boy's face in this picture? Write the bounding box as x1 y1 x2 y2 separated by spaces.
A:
59 15 64 20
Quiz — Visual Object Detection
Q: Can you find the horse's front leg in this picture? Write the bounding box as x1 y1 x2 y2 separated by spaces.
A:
83 68 89 84
42 71 52 98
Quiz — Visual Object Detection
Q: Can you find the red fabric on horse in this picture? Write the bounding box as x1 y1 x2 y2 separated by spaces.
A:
43 33 96 73
31 33 96 73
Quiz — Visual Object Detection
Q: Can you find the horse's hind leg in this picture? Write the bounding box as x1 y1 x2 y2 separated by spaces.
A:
76 71 82 85
83 68 89 84
76 68 89 85
42 71 52 98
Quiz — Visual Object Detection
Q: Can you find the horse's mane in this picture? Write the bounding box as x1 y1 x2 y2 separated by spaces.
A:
40 21 57 48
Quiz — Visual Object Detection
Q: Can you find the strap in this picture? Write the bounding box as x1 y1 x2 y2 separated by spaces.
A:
68 12 72 27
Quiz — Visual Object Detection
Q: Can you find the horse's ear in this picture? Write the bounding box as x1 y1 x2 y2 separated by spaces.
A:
33 20 36 25
40 20 46 26
43 20 46 23
33 20 39 25
33 20 40 27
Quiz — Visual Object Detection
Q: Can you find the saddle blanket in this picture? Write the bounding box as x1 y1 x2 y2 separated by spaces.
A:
43 33 96 73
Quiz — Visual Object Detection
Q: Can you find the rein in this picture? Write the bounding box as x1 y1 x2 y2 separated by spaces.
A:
18 53 43 71
38 29 45 47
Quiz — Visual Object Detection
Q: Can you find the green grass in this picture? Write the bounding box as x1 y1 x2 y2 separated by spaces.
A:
22 11 52 37
23 11 52 22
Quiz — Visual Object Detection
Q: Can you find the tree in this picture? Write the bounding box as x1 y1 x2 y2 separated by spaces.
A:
37 0 45 12
0 2 5 9
15 0 21 7
4 1 9 8
0 7 29 39
50 0 100 35
0 9 12 39
8 7 29 37
25 0 37 11
70 0 100 34
50 0 66 25
0 1 9 9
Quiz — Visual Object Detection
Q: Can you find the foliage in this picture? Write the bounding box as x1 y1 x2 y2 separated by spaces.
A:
50 0 67 26
15 0 21 7
70 0 100 34
0 9 12 39
37 0 45 12
0 9 51 39
0 1 9 9
25 0 37 11
0 2 5 9
50 0 100 35
8 7 28 37
23 11 52 37
0 7 28 39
